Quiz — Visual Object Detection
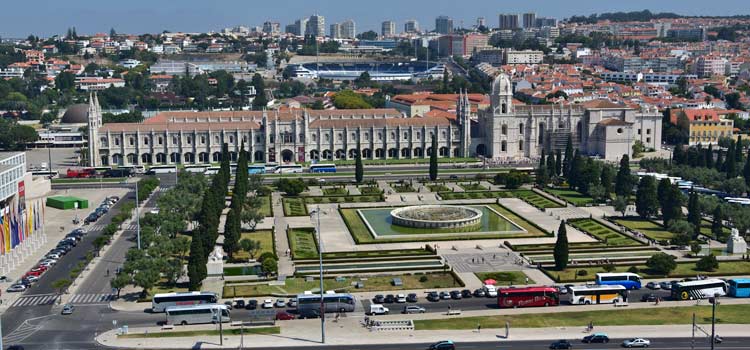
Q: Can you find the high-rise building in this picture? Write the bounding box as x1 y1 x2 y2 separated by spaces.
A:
435 16 453 34
535 17 557 28
477 17 486 29
382 20 397 37
293 18 308 36
306 14 325 37
341 19 356 39
330 23 342 39
498 14 520 30
262 21 280 35
522 13 536 28
404 19 420 33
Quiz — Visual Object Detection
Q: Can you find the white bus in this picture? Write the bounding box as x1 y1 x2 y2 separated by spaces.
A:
568 285 627 305
275 164 303 174
146 165 177 175
204 167 221 176
671 279 727 300
296 292 356 314
119 165 146 174
151 291 218 312
166 304 230 325
184 165 209 174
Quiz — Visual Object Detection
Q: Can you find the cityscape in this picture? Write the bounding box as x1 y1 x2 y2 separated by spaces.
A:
2 2 750 349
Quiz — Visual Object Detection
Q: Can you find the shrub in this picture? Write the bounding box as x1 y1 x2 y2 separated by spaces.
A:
419 275 429 283
603 264 616 272
577 270 588 276
258 252 277 262
696 254 719 272
627 266 640 273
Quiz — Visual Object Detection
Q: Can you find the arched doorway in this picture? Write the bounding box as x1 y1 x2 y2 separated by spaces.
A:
281 149 294 163
184 152 195 163
475 144 487 157
309 150 320 161
112 154 123 166
335 149 346 160
155 153 167 164
362 149 372 158
100 155 109 166
413 148 423 157
229 152 238 162
199 152 210 163
401 148 411 158
322 150 333 160
439 147 449 157
127 153 137 164
388 148 398 158
253 151 264 162
348 149 358 158
212 152 221 162
453 148 460 157
170 153 181 163
375 148 385 158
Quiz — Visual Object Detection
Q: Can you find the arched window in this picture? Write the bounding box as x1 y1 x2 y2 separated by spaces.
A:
403 132 408 140
501 103 507 114
417 132 421 139
312 134 317 142
378 132 383 140
390 132 396 140
158 136 163 145
115 137 120 146
172 136 178 145
214 135 220 143
129 137 134 146
501 141 507 152
519 123 524 135
229 135 235 143
325 134 330 142
501 124 508 135
143 137 149 145
187 136 192 145
519 140 524 151
442 130 447 139
201 136 206 144
338 132 343 140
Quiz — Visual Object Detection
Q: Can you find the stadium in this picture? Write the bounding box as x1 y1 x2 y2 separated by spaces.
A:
288 61 445 81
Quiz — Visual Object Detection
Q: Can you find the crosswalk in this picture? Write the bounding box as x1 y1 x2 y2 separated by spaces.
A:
88 223 138 232
10 293 116 308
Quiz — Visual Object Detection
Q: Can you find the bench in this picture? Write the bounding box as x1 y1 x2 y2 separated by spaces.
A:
161 325 174 330
446 309 462 316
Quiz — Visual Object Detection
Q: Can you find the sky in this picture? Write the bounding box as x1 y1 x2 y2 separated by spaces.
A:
2 0 750 38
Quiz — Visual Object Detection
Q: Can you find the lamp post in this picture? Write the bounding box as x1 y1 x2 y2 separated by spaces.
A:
710 293 719 350
314 205 325 343
135 180 141 250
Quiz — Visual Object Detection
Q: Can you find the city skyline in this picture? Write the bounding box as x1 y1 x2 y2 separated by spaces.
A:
1 0 749 37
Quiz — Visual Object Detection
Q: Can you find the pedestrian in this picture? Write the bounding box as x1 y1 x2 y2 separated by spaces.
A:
525 277 529 284
106 269 109 277
472 257 475 263
493 254 496 259
481 257 485 263
588 321 594 331
477 324 482 333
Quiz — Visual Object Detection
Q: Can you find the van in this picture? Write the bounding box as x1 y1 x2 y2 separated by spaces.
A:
369 304 389 315
484 284 498 297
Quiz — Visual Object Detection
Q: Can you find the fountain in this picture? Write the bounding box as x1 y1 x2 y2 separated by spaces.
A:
390 205 483 230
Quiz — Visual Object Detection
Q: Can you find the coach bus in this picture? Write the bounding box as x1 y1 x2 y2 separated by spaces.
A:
728 279 750 298
165 304 230 325
151 291 218 312
204 167 221 175
296 292 356 314
275 164 304 174
145 165 177 175
248 165 266 174
309 164 337 173
497 286 559 308
568 285 627 305
671 279 727 300
595 272 642 290
184 165 209 174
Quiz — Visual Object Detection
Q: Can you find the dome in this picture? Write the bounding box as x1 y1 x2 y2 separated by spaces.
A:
61 104 90 124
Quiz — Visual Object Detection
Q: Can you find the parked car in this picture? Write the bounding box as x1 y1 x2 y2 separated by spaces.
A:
261 299 274 309
427 292 440 302
23 275 39 282
234 299 245 309
406 293 418 303
403 305 426 314
461 289 473 298
299 309 320 319
582 333 610 343
396 294 407 303
439 291 450 300
369 304 389 315
38 261 55 268
384 294 395 303
6 284 26 292
275 311 295 320
659 281 672 290
373 294 385 304
223 301 233 310
622 338 651 348
31 265 48 273
473 288 486 297
61 303 75 315
274 299 286 308
245 300 258 310
24 270 43 277
287 298 297 308
428 340 456 350
450 290 462 300
640 293 658 302
549 339 572 349
646 282 660 290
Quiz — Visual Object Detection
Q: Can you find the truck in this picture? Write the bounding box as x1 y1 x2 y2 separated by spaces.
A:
369 304 389 315
66 168 97 178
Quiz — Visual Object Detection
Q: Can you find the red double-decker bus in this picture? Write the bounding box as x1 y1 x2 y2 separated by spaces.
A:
497 287 559 308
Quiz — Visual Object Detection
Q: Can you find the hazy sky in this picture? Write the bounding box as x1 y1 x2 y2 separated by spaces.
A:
2 0 749 38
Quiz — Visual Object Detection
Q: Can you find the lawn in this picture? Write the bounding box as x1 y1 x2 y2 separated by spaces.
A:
545 188 595 206
543 260 750 282
475 271 534 285
438 191 512 200
258 196 273 217
699 219 732 242
287 228 319 259
513 190 564 209
390 182 416 193
339 203 548 244
282 197 308 216
459 182 487 191
232 230 275 261
426 184 452 192
321 249 434 259
304 195 382 204
322 187 348 196
414 304 750 330
614 218 673 241
119 327 280 338
358 186 383 195
222 273 461 297
569 219 642 246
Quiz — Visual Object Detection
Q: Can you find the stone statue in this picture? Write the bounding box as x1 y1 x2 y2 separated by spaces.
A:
209 246 224 262
728 228 747 254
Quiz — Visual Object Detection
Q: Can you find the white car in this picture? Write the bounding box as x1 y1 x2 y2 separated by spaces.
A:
646 282 660 290
622 338 651 348
262 299 274 309
6 284 26 292
274 298 286 308
396 294 407 303
38 261 55 268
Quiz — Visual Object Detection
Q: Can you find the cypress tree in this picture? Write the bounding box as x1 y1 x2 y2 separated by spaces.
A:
536 149 548 187
687 191 701 238
546 150 556 179
736 135 743 164
355 140 364 183
563 134 573 177
223 201 240 260
615 154 632 198
187 233 207 290
600 165 614 199
711 206 724 240
220 143 230 186
673 144 686 165
744 147 750 187
569 150 583 190
726 141 736 177
429 135 438 181
555 149 562 176
715 149 724 172
706 144 714 169
657 178 671 213
696 144 706 168
635 176 659 218
553 220 569 271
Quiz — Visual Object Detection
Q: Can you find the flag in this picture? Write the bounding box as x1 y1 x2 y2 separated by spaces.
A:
3 210 10 253
10 207 17 248
0 215 5 255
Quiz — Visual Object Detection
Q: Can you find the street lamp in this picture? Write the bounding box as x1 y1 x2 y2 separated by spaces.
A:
135 180 141 250
710 293 720 350
312 205 325 343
